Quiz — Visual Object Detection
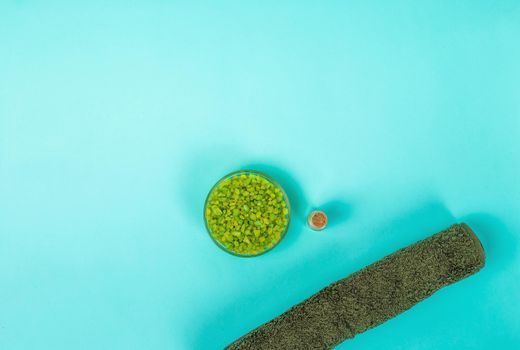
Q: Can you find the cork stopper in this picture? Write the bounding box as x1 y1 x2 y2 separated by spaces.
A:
308 211 328 231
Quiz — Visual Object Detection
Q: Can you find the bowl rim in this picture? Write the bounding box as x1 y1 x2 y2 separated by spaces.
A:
203 169 291 257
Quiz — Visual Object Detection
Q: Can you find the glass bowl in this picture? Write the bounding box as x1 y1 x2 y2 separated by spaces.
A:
203 170 291 257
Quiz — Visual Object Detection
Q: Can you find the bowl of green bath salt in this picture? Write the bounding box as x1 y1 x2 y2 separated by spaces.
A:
204 170 290 257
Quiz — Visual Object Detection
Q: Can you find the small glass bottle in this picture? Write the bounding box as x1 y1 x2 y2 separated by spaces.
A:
308 210 328 231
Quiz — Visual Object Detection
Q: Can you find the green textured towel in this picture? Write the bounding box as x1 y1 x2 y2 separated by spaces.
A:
226 223 485 349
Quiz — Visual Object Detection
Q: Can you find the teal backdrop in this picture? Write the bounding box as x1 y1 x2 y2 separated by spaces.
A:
1 1 519 349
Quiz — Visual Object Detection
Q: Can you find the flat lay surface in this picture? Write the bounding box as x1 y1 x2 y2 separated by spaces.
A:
1 1 519 349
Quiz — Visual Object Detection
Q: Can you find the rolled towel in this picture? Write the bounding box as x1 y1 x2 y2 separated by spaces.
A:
226 223 485 349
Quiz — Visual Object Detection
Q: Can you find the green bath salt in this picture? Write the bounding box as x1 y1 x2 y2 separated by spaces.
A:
204 171 290 256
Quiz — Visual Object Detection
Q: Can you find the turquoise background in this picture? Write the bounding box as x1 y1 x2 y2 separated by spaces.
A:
1 1 519 349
